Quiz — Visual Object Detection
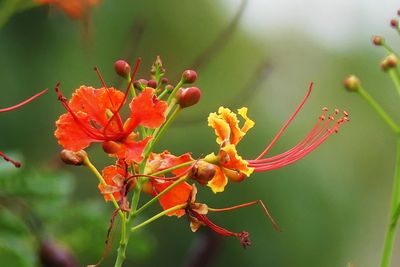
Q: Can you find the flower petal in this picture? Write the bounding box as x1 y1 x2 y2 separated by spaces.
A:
221 144 254 177
207 167 228 193
98 165 127 202
153 181 192 217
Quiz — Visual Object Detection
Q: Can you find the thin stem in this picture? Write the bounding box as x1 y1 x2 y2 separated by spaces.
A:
149 106 181 151
166 80 184 105
134 176 188 216
357 85 400 133
131 203 187 232
388 69 400 97
151 160 195 177
382 43 400 59
380 136 400 267
0 89 48 113
83 157 123 217
114 213 127 267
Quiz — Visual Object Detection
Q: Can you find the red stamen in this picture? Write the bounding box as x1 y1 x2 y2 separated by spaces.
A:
248 109 349 172
208 200 281 232
255 83 313 160
0 150 21 168
188 210 251 248
0 89 48 113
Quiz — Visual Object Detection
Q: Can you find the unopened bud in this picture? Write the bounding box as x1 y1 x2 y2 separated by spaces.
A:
161 77 169 84
114 60 131 78
391 19 399 28
372 35 384 46
190 160 216 185
165 84 174 93
60 150 87 166
147 79 158 88
39 239 78 267
381 54 398 71
102 141 121 154
343 75 360 92
177 87 201 108
134 79 148 89
182 70 197 84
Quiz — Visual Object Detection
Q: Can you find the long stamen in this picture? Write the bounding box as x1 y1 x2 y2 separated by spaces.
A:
0 89 48 113
104 59 142 133
188 210 251 248
249 110 349 171
256 83 313 159
208 200 281 232
0 150 21 168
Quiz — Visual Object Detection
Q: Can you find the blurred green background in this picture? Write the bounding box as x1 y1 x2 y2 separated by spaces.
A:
0 0 399 266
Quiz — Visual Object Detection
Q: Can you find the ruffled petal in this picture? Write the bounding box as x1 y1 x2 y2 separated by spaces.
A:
238 107 255 135
98 165 126 202
153 181 192 217
207 167 228 193
218 107 243 145
55 112 98 151
208 112 230 145
118 136 152 163
221 144 254 177
147 151 194 176
128 88 168 130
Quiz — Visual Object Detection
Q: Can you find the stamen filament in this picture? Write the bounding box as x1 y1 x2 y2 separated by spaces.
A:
0 150 21 168
0 89 47 113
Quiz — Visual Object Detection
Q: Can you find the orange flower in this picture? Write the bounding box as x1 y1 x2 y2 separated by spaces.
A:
99 163 129 202
205 107 255 193
206 84 349 193
35 0 100 19
54 86 168 163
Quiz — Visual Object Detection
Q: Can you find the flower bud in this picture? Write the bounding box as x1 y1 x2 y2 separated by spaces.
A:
161 77 169 84
381 54 398 71
181 70 197 84
147 79 158 88
343 75 360 92
60 150 87 166
178 87 201 108
165 84 174 93
102 141 121 154
372 35 384 46
39 239 78 267
134 79 148 89
391 19 398 28
114 60 131 78
190 160 216 185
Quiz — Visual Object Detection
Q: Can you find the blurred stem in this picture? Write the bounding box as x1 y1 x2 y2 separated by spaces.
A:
131 203 187 232
357 85 400 133
382 44 400 58
380 136 400 267
388 68 400 97
149 106 181 151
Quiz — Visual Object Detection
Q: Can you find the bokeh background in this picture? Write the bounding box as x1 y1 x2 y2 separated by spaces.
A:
0 0 399 266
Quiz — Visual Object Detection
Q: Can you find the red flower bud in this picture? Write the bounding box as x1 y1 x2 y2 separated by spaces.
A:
147 79 158 88
60 150 87 166
102 141 121 154
114 60 131 78
161 77 169 84
190 160 216 185
381 54 398 71
178 87 201 108
165 84 174 92
372 35 384 46
134 79 148 89
391 19 398 28
182 70 198 84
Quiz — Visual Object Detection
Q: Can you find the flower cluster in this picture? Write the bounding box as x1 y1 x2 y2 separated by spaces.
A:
54 57 348 264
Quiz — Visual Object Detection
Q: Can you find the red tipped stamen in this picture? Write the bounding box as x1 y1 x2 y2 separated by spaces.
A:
255 83 313 159
104 58 142 132
0 89 48 113
188 210 251 248
0 150 21 168
248 108 349 171
208 200 280 232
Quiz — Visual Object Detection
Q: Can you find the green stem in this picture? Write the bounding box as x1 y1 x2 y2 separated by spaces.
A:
131 203 187 232
380 136 400 267
134 176 188 216
149 106 181 151
357 85 400 133
151 160 195 177
114 213 127 267
382 43 400 59
388 69 400 97
166 80 184 105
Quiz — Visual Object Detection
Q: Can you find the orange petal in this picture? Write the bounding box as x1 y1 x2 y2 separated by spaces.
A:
128 88 168 130
147 151 194 176
207 167 228 193
208 112 230 145
55 112 97 151
153 181 192 217
116 136 152 164
218 107 244 145
98 165 127 202
221 144 254 177
238 107 255 135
